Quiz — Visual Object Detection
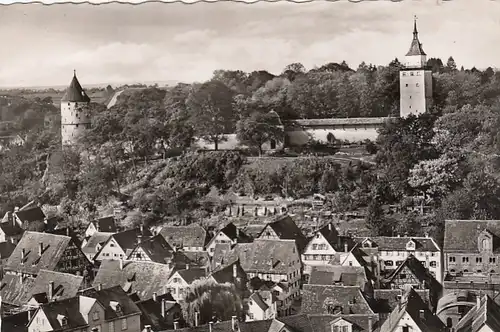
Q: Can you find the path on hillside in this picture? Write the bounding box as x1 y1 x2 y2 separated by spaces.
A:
106 90 125 109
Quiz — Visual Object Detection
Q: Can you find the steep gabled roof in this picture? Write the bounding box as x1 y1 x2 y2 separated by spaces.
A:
90 216 117 233
249 292 269 311
79 285 141 319
135 293 180 331
130 234 175 264
81 231 114 255
92 259 174 301
309 265 368 287
36 297 88 330
176 267 208 284
208 222 252 247
354 236 440 252
311 222 355 252
61 72 91 103
383 255 442 291
4 231 79 275
373 289 431 315
455 294 500 332
2 309 36 332
444 220 500 253
15 207 46 224
29 269 84 303
301 284 374 315
113 227 153 251
259 215 308 252
0 221 24 237
0 241 17 259
212 243 232 268
210 260 247 284
159 225 207 249
406 19 426 56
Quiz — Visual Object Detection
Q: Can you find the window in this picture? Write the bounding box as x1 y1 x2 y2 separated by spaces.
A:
477 270 482 273
405 84 409 87
312 244 318 250
384 260 394 266
490 257 496 263
400 274 407 279
462 257 469 263
476 257 482 263
449 256 456 263
482 239 491 251
270 140 276 150
110 243 115 247
446 318 453 328
430 261 437 268
396 260 404 266
410 72 414 76
136 253 142 259
416 83 420 87
402 327 409 332
491 270 496 273
249 313 254 319
93 311 99 321
173 277 180 283
121 318 128 330
109 321 115 331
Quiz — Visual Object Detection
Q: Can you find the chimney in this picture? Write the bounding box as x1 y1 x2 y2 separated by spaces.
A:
140 224 144 234
195 312 200 327
231 316 238 332
209 322 213 332
186 264 190 270
477 294 481 308
19 274 23 284
161 299 166 318
48 281 54 301
119 259 123 270
328 223 332 231
66 228 70 236
38 243 43 256
145 325 152 332
153 292 157 302
96 222 100 232
21 249 26 263
28 310 32 322
419 309 425 321
14 206 19 212
174 321 179 330
344 242 348 253
97 284 102 291
367 316 373 332
233 263 237 279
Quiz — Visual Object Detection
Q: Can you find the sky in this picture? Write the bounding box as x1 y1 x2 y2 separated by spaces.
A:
0 0 499 88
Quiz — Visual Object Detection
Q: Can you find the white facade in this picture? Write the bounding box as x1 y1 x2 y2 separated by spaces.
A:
165 272 190 302
61 101 91 146
399 70 433 118
94 238 127 262
301 232 340 275
286 126 380 146
206 232 233 256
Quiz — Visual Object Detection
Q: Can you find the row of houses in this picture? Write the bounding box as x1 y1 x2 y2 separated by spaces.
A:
0 203 499 332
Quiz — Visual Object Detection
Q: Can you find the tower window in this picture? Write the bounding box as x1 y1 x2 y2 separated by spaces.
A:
405 84 409 87
416 83 420 87
410 96 412 99
410 72 414 76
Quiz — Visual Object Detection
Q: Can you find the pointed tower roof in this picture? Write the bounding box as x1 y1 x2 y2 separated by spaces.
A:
405 17 426 56
61 70 91 103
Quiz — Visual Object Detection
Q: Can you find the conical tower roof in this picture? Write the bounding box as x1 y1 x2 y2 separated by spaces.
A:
405 18 426 56
61 71 91 103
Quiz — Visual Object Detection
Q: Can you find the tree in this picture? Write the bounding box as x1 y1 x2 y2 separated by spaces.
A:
445 56 457 72
186 81 235 150
236 111 284 156
181 278 244 326
281 63 306 81
365 199 391 236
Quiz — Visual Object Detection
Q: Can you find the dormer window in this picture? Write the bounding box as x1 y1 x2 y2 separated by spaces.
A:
406 241 416 251
57 314 68 327
479 230 493 252
331 319 352 332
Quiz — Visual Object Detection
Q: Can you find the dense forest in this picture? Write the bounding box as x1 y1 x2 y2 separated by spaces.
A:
1 57 500 244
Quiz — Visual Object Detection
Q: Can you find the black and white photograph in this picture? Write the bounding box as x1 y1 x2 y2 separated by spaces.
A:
0 0 499 331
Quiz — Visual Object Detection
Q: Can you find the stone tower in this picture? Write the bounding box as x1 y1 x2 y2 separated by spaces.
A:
399 18 433 118
61 71 91 146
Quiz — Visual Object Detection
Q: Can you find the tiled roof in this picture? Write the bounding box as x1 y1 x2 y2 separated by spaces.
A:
259 216 308 253
92 259 173 301
455 294 500 332
239 319 274 332
15 207 45 224
249 292 269 311
29 269 84 303
159 225 207 249
383 255 442 294
0 241 17 260
2 309 35 332
135 293 181 331
112 227 154 252
379 288 445 332
37 297 88 330
1 273 36 306
130 234 175 264
287 117 393 128
373 289 430 315
406 23 426 57
176 251 210 268
301 285 374 315
91 216 117 233
212 243 232 269
209 223 252 246
232 239 300 274
61 73 91 103
0 221 24 237
82 232 114 255
4 231 78 275
241 224 267 239
210 261 247 284
309 265 367 287
79 285 141 319
444 220 500 253
355 236 440 252
177 267 208 284
314 223 355 252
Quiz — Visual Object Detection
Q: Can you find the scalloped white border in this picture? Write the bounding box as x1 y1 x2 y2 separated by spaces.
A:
0 0 439 5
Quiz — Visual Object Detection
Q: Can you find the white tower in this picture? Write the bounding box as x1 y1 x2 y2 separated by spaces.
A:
399 18 433 118
61 71 91 146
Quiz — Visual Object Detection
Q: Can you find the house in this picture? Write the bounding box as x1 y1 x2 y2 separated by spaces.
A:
1 309 36 332
10 206 47 231
0 240 16 266
93 226 153 262
92 259 174 301
127 234 175 264
301 222 355 276
211 243 232 270
165 267 208 301
443 219 500 278
301 284 375 316
208 260 248 295
373 289 432 324
81 231 114 262
224 196 289 218
27 285 141 332
378 288 445 332
381 254 442 309
1 269 83 312
308 265 373 297
135 292 183 331
175 250 211 271
205 223 252 256
3 231 92 280
227 239 302 315
355 236 443 284
454 294 500 332
247 277 290 316
84 216 118 238
0 220 24 244
159 225 207 252
257 215 308 253
246 291 278 321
